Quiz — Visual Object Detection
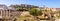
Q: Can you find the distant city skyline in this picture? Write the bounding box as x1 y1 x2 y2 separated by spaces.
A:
0 0 60 8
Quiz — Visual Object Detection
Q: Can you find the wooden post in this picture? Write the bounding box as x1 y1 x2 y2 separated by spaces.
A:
8 10 10 21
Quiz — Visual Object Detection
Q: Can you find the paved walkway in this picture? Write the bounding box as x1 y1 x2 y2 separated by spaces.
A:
40 20 49 21
21 11 30 16
55 19 60 21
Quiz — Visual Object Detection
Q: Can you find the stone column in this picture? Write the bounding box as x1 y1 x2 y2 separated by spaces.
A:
1 10 2 18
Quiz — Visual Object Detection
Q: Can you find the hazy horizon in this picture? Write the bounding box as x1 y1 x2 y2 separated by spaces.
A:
0 0 60 8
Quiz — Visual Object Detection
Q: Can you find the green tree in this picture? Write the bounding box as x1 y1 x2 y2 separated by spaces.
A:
58 11 60 18
32 6 39 8
29 8 42 21
29 8 42 16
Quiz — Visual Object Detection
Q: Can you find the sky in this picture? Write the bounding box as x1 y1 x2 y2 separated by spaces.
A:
0 0 60 8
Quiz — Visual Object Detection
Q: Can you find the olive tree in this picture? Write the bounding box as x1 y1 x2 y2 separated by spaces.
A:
58 11 60 18
29 8 42 16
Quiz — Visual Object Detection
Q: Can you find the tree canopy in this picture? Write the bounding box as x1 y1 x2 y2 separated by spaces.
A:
29 8 42 16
